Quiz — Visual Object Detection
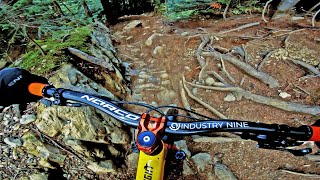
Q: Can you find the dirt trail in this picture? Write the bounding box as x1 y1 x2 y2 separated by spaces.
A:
112 14 320 179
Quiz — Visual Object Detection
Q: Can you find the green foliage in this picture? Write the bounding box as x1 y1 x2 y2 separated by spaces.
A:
0 0 103 45
15 26 91 75
162 0 263 20
0 0 103 73
167 10 198 20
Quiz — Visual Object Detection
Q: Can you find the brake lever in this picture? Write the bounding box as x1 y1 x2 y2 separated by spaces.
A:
240 132 312 156
40 98 83 107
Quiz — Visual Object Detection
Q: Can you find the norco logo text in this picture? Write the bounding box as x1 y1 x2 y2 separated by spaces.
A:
81 95 140 121
169 122 249 131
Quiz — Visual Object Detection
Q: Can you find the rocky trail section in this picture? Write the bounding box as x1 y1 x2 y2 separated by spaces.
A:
113 14 320 179
0 21 133 179
0 14 320 180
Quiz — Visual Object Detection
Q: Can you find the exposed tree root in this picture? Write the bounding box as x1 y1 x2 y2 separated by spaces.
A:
218 22 260 35
212 45 229 54
220 56 235 83
283 29 305 49
179 81 199 119
198 60 208 82
68 47 114 71
257 50 276 71
241 44 248 63
280 169 320 178
305 155 320 162
223 0 231 19
182 76 227 119
185 81 320 115
288 58 320 76
306 2 320 16
196 35 210 68
202 50 280 88
262 0 273 22
312 9 320 27
207 71 230 86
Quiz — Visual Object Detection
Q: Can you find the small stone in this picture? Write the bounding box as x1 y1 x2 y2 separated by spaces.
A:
12 104 21 118
214 163 237 180
160 73 169 79
145 33 159 46
151 101 158 107
28 173 48 180
224 93 236 102
2 120 9 126
20 114 36 125
184 66 191 71
192 88 198 95
279 92 291 99
181 32 189 36
87 160 115 174
13 116 19 122
205 77 215 86
153 45 166 57
138 71 151 79
137 79 145 84
4 137 22 147
191 153 212 172
161 80 171 85
13 124 20 131
125 36 133 41
132 94 143 101
183 161 193 176
12 147 18 160
123 20 142 31
126 153 139 170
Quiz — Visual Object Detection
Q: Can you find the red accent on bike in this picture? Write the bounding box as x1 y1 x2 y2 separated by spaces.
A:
136 113 166 155
28 83 47 97
309 126 320 142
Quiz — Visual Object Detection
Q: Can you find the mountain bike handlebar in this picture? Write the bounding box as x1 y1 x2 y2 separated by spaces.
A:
28 83 320 151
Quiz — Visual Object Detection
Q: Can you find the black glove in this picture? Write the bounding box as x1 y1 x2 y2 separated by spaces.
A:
0 68 49 107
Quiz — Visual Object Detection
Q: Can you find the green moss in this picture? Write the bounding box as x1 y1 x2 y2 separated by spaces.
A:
16 26 91 75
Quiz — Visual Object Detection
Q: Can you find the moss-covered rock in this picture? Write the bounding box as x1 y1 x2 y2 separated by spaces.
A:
14 26 91 75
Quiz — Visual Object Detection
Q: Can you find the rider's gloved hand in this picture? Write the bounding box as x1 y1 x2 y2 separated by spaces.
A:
0 68 49 107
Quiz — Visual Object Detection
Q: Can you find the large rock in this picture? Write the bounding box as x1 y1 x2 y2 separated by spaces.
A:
28 173 49 180
49 64 116 100
35 105 130 153
22 132 66 167
35 64 130 160
87 160 115 174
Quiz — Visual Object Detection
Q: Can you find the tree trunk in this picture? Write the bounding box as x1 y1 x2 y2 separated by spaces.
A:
100 0 153 24
272 0 301 19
